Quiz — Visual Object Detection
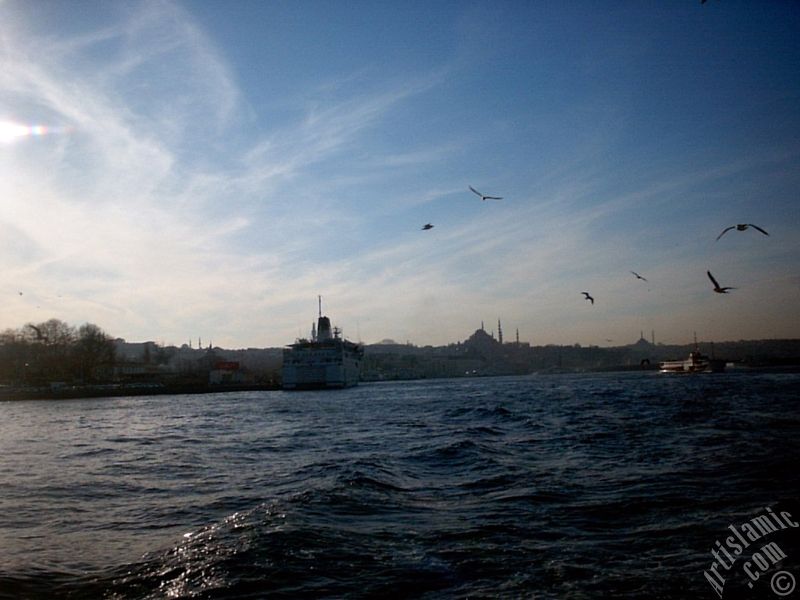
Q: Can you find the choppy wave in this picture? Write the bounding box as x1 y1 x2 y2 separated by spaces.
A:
1 373 798 598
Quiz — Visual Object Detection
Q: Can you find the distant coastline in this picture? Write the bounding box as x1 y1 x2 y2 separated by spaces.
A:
3 318 800 401
3 360 799 402
0 382 281 402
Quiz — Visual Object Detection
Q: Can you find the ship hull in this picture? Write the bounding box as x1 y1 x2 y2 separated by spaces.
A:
282 340 362 390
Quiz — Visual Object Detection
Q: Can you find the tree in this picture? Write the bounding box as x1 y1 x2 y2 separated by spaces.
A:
21 319 76 383
0 320 118 385
0 328 29 384
75 323 116 382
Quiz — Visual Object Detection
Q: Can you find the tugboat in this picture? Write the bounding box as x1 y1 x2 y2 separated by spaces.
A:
282 297 363 389
659 336 725 374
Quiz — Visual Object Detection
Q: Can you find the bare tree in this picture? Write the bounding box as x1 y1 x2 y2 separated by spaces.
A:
75 323 116 382
20 319 75 383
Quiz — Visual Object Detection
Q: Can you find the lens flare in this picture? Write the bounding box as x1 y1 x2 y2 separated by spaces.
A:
0 120 67 143
0 120 31 143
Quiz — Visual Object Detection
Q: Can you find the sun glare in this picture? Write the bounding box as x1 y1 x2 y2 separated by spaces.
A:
0 120 49 143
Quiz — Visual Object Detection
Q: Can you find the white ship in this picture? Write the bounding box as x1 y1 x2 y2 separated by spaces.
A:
282 298 363 390
659 344 725 374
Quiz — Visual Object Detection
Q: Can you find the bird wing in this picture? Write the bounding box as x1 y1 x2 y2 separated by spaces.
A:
484 195 503 200
748 224 769 236
716 226 735 241
707 270 720 288
468 185 482 197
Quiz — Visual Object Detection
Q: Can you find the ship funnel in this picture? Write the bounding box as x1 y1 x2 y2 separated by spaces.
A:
316 295 332 340
317 316 332 341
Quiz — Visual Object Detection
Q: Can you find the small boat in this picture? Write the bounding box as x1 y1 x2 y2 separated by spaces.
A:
659 349 725 374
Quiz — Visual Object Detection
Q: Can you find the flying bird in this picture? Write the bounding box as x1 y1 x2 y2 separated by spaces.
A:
27 324 46 341
716 223 769 241
469 185 502 201
630 271 648 282
707 270 736 294
581 292 594 304
421 223 434 230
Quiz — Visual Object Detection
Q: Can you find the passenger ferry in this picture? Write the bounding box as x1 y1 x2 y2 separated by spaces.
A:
282 298 363 389
659 348 725 374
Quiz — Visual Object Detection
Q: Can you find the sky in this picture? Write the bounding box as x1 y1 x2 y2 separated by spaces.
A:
1 0 799 349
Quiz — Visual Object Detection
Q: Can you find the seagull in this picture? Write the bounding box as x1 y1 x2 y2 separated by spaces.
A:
581 292 594 304
707 270 736 294
469 185 502 201
27 324 46 341
421 223 434 230
716 223 769 241
630 271 648 282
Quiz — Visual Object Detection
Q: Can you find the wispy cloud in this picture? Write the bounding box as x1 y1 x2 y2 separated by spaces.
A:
0 2 455 345
0 3 251 340
2 1 798 348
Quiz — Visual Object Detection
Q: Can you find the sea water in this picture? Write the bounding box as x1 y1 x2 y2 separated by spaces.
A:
1 372 798 599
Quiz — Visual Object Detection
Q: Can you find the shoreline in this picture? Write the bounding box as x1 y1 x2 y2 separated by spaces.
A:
4 364 799 401
0 382 281 401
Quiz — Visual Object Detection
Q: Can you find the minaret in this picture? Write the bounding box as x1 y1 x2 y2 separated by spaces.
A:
481 321 485 331
311 322 317 341
498 319 503 345
516 328 520 345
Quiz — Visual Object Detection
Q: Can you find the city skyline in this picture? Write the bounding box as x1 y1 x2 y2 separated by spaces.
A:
2 1 799 349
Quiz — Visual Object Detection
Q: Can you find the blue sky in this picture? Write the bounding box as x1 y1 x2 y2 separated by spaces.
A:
2 0 799 348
